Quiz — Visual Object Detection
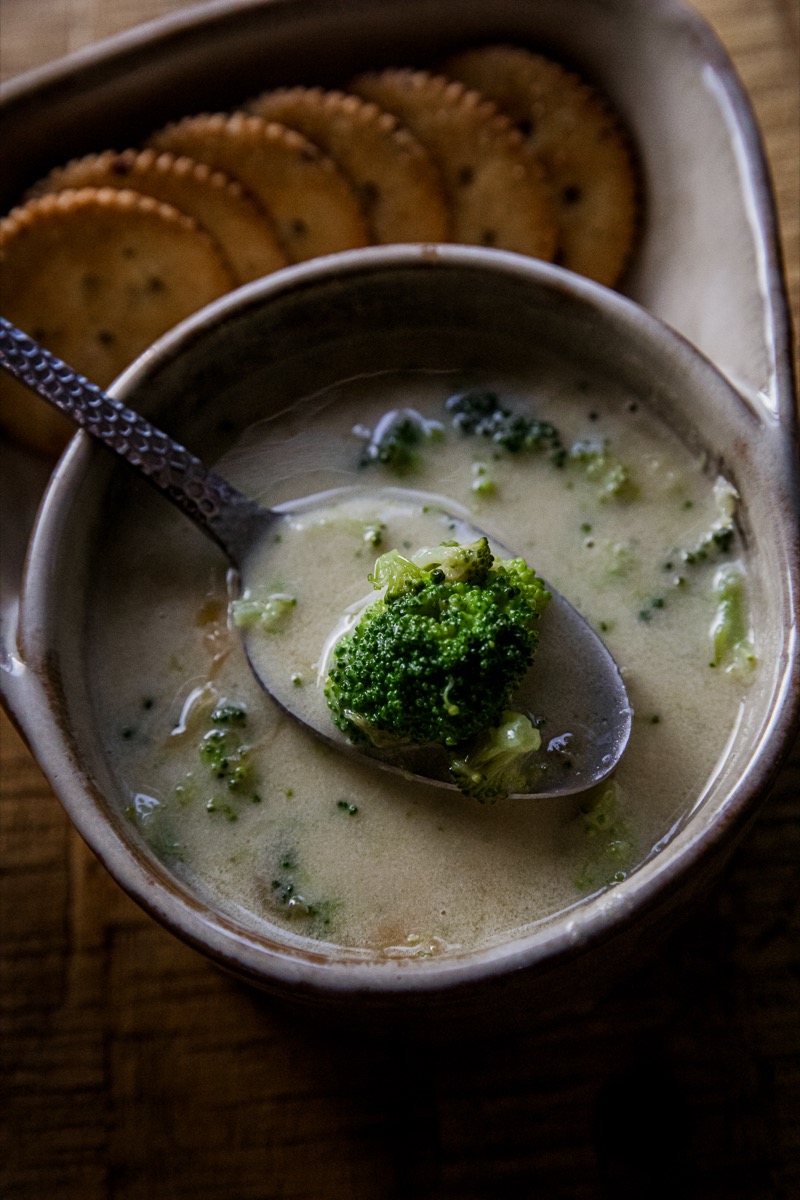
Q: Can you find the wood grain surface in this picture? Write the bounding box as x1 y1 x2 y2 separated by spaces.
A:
1 2 798 1197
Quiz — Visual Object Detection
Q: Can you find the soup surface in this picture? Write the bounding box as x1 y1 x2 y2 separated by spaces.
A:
89 366 754 957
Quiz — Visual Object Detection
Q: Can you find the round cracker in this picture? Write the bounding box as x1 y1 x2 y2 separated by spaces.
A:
28 148 288 284
245 86 451 244
147 112 369 262
0 188 235 456
349 68 557 260
443 45 639 286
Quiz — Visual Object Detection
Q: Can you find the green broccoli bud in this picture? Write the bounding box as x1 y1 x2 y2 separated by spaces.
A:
199 728 252 789
494 556 551 613
710 562 756 675
325 541 551 755
446 389 566 464
355 407 444 474
449 710 541 801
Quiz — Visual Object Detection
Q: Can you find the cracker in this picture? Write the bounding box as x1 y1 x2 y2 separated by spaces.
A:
349 68 557 260
245 86 451 244
443 45 639 286
148 112 369 262
28 149 288 284
0 188 235 455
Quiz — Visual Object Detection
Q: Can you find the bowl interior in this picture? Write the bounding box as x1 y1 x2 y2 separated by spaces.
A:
18 248 799 999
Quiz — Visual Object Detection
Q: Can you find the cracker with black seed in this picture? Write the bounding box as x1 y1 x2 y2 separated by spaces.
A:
245 86 451 244
443 45 639 286
349 68 557 260
148 112 369 262
28 148 288 284
0 188 235 455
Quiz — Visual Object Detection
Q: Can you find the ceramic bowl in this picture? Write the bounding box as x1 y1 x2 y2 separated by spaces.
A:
5 244 799 1027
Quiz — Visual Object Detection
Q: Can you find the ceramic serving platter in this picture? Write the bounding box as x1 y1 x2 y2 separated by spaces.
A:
1 0 796 737
1 0 797 1021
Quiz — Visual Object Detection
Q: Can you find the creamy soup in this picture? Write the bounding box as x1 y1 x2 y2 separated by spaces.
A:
89 367 755 956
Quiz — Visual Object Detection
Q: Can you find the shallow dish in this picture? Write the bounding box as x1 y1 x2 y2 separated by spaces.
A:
1 0 798 1024
4 244 799 1025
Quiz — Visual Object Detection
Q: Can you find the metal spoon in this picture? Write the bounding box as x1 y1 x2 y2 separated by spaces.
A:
0 316 632 797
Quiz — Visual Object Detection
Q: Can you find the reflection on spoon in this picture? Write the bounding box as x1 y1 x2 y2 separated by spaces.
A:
0 317 631 798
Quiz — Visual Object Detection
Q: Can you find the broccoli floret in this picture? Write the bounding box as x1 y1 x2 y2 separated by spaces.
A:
324 540 550 756
446 389 566 464
710 561 756 675
449 710 541 802
355 407 443 474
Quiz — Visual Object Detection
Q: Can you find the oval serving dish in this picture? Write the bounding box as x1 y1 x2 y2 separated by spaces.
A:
1 0 798 1025
5 244 799 1025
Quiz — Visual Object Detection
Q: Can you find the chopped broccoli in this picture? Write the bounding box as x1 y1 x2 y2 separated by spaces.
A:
409 537 495 585
324 538 550 766
601 539 637 577
354 407 444 473
446 389 566 464
368 537 498 598
230 590 296 631
363 522 385 548
211 701 247 726
575 780 636 890
678 478 738 565
367 548 428 600
266 847 337 927
569 439 638 500
710 561 756 675
471 461 497 497
449 710 542 802
199 728 255 793
196 702 262 809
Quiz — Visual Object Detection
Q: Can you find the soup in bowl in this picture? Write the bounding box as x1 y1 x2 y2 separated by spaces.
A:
8 246 799 1024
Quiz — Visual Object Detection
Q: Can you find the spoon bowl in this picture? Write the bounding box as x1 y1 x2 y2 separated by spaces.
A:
0 317 631 797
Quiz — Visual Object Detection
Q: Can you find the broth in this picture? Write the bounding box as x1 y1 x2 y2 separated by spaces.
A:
89 365 754 956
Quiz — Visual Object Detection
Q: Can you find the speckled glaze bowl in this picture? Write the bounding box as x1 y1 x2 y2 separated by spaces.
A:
4 244 799 1026
1 0 798 1027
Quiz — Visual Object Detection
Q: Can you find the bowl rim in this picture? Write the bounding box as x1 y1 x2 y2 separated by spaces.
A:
11 243 800 997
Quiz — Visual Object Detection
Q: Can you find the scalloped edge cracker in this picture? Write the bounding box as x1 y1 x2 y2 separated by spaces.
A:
0 188 235 455
28 149 288 284
443 45 639 286
245 86 451 244
148 112 369 262
349 68 557 261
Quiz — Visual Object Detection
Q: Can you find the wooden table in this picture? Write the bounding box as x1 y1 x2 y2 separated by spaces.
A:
2 3 798 1196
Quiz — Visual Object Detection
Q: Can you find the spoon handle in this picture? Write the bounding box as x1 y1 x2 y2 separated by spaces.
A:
0 317 266 563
